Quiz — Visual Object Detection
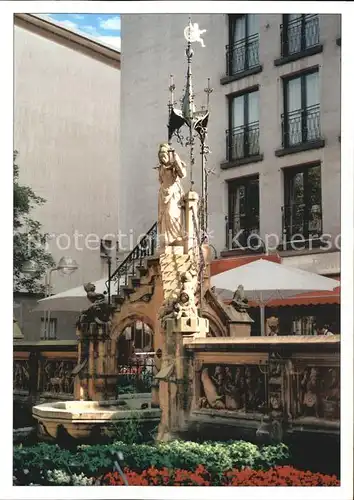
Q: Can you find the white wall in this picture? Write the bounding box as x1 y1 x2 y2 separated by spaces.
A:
14 23 120 294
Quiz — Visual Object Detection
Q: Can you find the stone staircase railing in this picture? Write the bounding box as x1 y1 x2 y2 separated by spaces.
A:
108 222 158 299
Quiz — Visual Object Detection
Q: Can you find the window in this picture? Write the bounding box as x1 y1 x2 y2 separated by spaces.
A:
283 163 322 245
227 90 260 161
292 316 316 335
227 176 259 250
227 14 259 76
40 317 57 340
281 14 320 57
100 238 113 258
282 70 321 148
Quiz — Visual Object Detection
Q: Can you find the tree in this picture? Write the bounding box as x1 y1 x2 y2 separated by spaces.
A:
13 151 55 293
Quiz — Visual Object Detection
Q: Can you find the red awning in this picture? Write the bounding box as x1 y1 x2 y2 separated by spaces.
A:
263 286 340 307
210 253 281 277
224 287 340 308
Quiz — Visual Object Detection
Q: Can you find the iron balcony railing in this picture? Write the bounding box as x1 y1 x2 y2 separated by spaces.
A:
281 202 323 244
109 222 158 297
281 14 320 57
226 33 259 76
226 121 260 161
225 212 260 250
281 104 321 148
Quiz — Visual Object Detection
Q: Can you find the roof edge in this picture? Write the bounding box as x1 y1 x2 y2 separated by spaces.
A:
14 13 121 66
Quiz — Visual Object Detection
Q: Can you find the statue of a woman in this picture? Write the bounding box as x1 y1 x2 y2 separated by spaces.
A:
155 143 186 247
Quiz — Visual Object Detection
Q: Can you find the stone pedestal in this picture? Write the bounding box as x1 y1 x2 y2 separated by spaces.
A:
222 305 254 337
156 316 209 441
228 311 254 337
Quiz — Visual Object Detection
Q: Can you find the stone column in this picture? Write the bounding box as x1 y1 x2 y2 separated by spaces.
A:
156 315 209 441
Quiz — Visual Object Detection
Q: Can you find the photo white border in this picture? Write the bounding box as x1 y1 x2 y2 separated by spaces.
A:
2 2 353 499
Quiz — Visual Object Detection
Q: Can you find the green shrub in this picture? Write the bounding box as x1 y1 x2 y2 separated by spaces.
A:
13 440 290 485
105 411 144 445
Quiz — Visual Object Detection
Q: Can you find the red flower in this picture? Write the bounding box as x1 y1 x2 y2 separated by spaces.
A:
99 465 340 486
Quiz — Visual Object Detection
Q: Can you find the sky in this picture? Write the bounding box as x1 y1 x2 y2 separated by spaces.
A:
41 13 121 51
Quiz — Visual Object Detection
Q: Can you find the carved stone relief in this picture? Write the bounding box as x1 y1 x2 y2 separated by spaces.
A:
198 364 266 413
293 365 340 420
42 360 76 395
13 360 30 392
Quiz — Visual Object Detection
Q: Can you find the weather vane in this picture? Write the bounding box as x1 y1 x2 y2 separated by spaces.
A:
183 20 207 47
166 17 212 233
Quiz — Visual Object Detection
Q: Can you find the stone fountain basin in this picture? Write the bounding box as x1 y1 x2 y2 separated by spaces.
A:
32 394 161 442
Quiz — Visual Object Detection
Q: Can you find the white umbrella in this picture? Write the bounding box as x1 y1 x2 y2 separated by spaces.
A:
33 277 110 312
211 259 339 336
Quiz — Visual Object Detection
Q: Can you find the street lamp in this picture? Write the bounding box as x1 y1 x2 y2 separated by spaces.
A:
44 257 79 339
56 256 79 276
21 260 40 276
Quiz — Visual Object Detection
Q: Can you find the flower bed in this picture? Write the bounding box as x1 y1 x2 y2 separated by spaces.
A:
100 465 340 486
13 440 290 485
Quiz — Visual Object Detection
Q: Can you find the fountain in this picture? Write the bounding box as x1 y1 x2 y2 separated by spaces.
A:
33 316 161 442
32 19 213 445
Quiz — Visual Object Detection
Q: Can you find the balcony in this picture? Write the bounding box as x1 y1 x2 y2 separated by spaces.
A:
225 212 261 253
280 202 323 251
275 15 322 65
221 34 262 84
276 104 324 156
222 122 262 168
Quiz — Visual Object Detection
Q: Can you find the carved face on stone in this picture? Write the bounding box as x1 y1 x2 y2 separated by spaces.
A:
214 366 222 376
180 291 189 304
158 144 170 165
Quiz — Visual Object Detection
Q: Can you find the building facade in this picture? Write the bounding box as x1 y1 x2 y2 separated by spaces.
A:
119 14 341 278
14 14 121 339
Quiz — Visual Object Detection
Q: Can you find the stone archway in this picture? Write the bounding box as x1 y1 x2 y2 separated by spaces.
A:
117 319 154 365
111 313 156 367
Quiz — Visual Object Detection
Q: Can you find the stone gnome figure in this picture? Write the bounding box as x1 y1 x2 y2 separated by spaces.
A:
155 143 187 247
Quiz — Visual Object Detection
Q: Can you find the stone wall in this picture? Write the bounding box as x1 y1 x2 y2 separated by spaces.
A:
183 336 340 442
13 340 77 428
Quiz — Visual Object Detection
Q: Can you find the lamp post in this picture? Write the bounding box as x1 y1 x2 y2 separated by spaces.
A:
44 257 79 338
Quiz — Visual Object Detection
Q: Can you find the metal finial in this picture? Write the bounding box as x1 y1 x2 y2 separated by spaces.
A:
204 78 214 110
168 74 176 108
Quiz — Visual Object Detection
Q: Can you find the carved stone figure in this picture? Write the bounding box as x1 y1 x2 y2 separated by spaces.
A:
76 282 114 330
266 316 279 336
231 285 249 313
178 272 198 317
200 367 225 409
322 367 340 420
224 366 238 410
301 367 320 418
84 282 106 304
159 272 198 329
158 298 181 330
155 143 186 247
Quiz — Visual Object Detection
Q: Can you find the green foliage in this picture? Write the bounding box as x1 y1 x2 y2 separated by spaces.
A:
13 439 290 485
105 412 144 445
13 150 55 293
